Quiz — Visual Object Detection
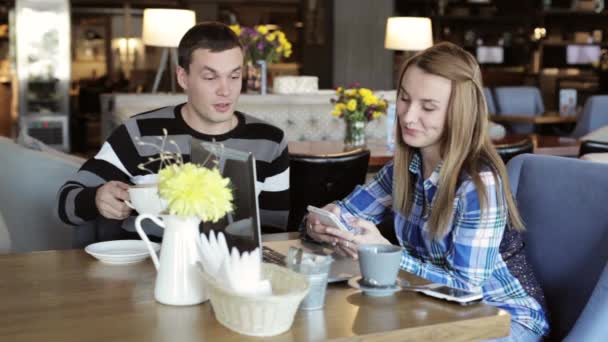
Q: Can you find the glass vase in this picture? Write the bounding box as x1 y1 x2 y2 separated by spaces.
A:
344 120 366 149
246 60 267 94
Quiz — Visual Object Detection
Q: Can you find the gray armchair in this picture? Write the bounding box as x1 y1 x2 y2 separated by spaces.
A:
507 154 608 341
494 86 545 134
570 95 608 138
483 87 497 114
0 136 84 252
0 210 10 253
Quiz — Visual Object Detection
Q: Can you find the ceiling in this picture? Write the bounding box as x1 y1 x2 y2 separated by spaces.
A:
71 0 183 8
70 0 300 8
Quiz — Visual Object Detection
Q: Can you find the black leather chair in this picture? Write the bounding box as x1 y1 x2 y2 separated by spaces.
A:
579 140 608 157
288 148 370 231
495 136 534 165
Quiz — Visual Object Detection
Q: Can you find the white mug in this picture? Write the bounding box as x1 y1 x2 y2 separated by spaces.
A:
125 184 168 215
131 174 159 186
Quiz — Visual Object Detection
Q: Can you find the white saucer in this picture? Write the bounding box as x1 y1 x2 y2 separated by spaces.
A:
347 276 408 297
85 240 161 265
225 218 253 237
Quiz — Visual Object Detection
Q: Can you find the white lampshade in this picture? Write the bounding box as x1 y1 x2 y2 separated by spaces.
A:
142 9 196 47
384 17 433 51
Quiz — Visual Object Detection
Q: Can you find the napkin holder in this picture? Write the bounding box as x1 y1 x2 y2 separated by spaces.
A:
198 262 310 337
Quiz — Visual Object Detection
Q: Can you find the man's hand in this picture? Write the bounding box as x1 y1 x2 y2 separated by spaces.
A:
95 181 132 220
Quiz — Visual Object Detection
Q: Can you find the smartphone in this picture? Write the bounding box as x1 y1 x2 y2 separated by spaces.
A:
417 284 483 305
306 205 349 232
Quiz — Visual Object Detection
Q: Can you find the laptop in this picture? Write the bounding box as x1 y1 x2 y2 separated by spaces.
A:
191 139 360 283
263 239 361 283
191 140 261 254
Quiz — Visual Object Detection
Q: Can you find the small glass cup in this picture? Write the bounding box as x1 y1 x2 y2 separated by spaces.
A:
287 248 333 311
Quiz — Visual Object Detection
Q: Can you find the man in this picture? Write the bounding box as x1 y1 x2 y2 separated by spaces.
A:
57 22 289 238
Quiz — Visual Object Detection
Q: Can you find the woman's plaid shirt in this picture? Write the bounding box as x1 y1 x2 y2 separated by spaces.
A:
336 155 549 336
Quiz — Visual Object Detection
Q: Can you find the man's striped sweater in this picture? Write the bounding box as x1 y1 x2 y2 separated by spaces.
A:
57 104 290 234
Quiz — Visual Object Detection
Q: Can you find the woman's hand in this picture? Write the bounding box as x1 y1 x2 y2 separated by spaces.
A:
305 203 343 245
325 218 391 259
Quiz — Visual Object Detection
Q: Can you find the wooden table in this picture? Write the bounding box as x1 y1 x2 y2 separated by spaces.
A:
290 134 581 170
0 249 509 341
289 140 393 168
489 113 578 125
492 134 580 157
531 134 580 157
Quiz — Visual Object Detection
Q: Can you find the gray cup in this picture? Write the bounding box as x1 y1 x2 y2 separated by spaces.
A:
358 244 403 287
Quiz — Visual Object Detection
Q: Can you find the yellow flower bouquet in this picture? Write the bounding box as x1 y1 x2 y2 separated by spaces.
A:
229 24 292 64
229 24 292 93
136 130 233 222
331 84 388 147
159 163 233 222
331 85 388 122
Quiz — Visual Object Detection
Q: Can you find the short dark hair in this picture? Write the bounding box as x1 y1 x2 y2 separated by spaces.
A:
177 22 243 72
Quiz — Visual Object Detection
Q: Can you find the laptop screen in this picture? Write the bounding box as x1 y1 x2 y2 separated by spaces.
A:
191 139 261 253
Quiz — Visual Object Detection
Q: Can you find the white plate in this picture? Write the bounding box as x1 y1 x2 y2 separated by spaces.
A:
85 240 161 265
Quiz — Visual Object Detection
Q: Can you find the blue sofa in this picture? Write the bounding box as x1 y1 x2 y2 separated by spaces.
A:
507 154 608 341
0 136 84 252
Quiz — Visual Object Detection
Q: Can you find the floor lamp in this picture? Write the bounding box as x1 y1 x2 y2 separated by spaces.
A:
384 17 433 85
142 9 196 93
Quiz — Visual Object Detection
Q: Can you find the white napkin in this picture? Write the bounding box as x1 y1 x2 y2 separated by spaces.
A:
199 231 272 296
199 230 230 280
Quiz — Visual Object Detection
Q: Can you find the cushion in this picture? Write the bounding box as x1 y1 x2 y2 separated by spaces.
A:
17 129 85 165
581 125 608 143
565 262 608 341
273 76 319 94
580 153 608 163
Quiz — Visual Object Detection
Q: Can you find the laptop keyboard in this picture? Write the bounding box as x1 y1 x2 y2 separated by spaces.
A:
262 246 286 266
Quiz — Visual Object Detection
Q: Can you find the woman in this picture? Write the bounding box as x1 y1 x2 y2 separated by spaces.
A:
306 42 549 341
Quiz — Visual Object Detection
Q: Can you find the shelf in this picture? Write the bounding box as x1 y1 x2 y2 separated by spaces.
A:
27 99 61 104
541 41 608 47
432 15 530 23
542 9 608 16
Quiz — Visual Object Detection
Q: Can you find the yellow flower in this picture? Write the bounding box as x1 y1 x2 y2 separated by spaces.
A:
363 95 378 106
372 111 383 119
346 99 357 111
344 89 357 96
266 32 277 41
358 88 373 98
159 163 233 222
331 109 341 117
336 86 343 94
284 49 292 58
229 25 241 37
256 25 269 35
277 32 286 43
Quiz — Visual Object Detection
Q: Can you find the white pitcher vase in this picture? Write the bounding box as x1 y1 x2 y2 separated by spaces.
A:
135 214 207 306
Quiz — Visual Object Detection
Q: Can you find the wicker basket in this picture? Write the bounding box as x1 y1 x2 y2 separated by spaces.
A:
200 263 310 337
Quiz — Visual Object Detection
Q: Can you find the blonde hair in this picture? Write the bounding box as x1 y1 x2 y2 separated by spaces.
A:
392 42 524 240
